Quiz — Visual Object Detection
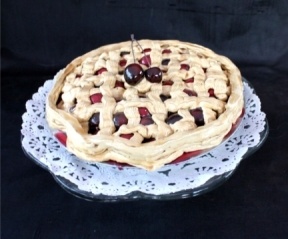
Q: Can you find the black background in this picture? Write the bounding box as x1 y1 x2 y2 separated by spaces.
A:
2 0 288 238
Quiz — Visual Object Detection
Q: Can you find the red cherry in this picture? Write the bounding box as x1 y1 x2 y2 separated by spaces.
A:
119 59 127 67
114 80 125 88
162 49 172 54
124 63 144 85
190 108 204 126
95 68 107 75
140 116 154 126
90 93 103 103
162 80 174 86
208 88 215 97
88 112 100 134
138 107 151 117
183 89 197 96
184 78 194 83
138 55 151 67
145 67 163 83
180 64 190 71
55 132 67 146
113 112 128 129
120 133 134 139
166 113 183 124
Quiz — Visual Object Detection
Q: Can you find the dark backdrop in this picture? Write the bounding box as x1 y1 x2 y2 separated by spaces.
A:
2 0 288 238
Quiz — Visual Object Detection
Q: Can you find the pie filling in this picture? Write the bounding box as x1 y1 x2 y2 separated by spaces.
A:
47 39 244 170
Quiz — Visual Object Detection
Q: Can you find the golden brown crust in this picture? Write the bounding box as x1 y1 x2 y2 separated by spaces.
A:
46 40 243 170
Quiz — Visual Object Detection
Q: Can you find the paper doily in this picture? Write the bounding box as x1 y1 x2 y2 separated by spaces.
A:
21 78 267 200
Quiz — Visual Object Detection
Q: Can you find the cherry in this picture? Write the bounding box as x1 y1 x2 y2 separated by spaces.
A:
180 64 190 71
138 107 151 117
140 116 154 126
114 80 125 88
162 80 174 86
160 94 171 102
139 55 151 67
124 63 144 85
166 113 183 124
90 93 103 103
88 112 100 134
145 67 163 83
119 59 127 67
120 133 134 139
190 108 205 126
95 68 107 75
162 49 171 54
183 89 197 96
184 78 194 83
208 88 215 97
113 112 128 129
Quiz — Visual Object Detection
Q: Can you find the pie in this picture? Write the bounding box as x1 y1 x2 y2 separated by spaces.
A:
46 39 244 170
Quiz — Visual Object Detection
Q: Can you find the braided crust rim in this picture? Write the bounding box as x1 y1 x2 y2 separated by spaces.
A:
46 40 243 170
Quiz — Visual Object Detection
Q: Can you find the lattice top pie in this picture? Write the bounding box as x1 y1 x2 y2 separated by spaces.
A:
46 39 244 170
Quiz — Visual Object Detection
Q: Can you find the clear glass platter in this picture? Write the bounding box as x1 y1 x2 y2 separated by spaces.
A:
21 78 268 201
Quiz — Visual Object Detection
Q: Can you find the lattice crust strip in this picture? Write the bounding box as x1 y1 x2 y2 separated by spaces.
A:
46 40 243 170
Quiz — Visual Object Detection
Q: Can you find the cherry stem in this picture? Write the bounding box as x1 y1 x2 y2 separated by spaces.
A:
130 34 151 67
130 34 136 63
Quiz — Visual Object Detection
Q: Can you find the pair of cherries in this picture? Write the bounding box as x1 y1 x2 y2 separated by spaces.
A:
124 63 162 85
124 35 162 85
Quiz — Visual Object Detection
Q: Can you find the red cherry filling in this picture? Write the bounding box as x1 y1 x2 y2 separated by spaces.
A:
90 93 103 103
114 80 125 88
95 68 107 75
184 78 194 83
208 88 215 97
138 55 151 67
180 64 190 71
88 112 100 134
124 63 144 85
145 67 163 83
142 48 151 53
55 132 67 146
162 80 174 86
138 107 151 117
183 89 197 96
190 108 205 126
119 59 127 67
140 116 154 126
113 112 128 129
166 113 183 124
162 49 172 54
120 133 134 139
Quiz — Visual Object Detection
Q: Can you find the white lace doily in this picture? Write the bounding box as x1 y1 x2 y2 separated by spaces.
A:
21 78 267 198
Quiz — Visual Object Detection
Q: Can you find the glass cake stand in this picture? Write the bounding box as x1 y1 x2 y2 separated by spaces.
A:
22 119 268 201
21 78 269 201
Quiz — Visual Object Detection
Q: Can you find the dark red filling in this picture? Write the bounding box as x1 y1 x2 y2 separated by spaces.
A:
95 68 107 75
90 93 103 103
138 55 151 67
183 89 197 96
